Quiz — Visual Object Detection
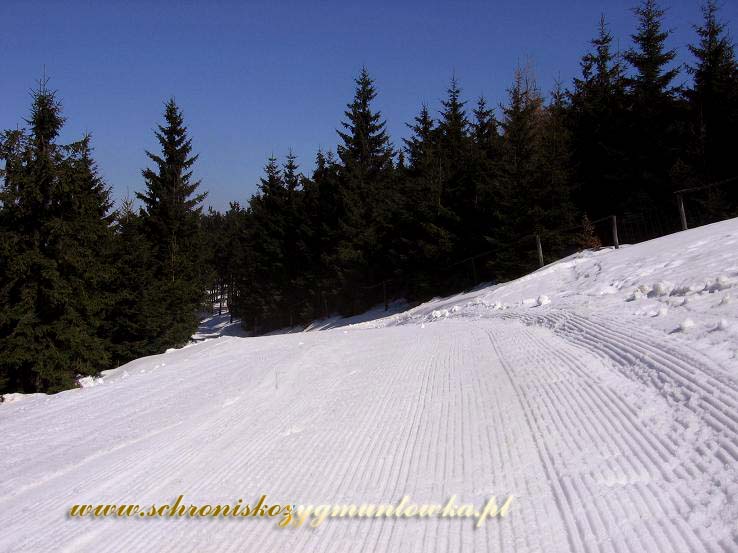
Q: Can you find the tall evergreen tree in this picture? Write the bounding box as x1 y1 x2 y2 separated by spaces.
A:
570 15 629 217
438 77 470 171
625 0 679 103
533 83 577 254
0 83 114 393
403 105 435 170
243 156 288 329
623 0 682 211
332 68 395 313
105 198 154 364
683 0 738 206
336 67 393 183
494 66 544 278
136 99 207 350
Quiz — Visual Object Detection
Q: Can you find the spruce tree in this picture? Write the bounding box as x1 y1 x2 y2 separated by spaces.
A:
333 68 394 313
684 0 738 206
623 0 682 211
0 83 114 393
534 82 577 256
435 77 477 284
336 67 393 184
105 198 155 364
470 96 501 252
471 96 498 155
438 77 469 169
400 103 460 296
243 156 288 330
403 105 435 171
494 66 544 278
570 15 629 217
137 99 207 350
625 0 678 103
282 151 310 325
437 78 471 213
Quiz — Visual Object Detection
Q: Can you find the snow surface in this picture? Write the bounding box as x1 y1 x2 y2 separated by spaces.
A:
1 218 738 552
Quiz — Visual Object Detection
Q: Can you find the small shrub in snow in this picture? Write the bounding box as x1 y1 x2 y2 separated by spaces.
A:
576 214 602 250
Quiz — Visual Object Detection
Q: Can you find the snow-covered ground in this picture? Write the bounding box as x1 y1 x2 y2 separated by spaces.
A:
1 218 737 552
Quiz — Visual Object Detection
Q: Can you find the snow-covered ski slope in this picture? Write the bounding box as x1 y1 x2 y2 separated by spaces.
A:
2 218 738 553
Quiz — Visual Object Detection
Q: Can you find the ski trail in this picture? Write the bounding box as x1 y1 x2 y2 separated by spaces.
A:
2 311 737 551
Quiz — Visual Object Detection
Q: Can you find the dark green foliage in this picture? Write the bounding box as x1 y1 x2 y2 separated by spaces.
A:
623 0 683 210
681 1 738 213
569 15 629 218
332 68 396 314
134 99 208 351
104 199 156 364
4 1 738 390
0 84 114 393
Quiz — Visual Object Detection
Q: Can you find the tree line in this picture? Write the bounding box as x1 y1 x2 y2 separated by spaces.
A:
2 0 737 393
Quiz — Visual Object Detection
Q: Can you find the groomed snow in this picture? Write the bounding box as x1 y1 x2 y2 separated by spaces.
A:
1 218 737 552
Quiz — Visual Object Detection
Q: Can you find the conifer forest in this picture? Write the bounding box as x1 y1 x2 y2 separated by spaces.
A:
2 0 738 394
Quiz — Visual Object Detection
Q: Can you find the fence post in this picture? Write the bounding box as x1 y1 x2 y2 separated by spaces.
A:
677 193 688 230
535 234 544 268
611 215 619 249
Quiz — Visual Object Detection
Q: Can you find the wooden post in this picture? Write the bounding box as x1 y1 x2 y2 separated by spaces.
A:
611 215 619 249
383 280 388 311
535 234 544 268
677 193 688 230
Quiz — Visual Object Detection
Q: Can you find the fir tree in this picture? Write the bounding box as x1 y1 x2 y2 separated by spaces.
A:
471 96 498 154
0 83 114 393
534 82 577 256
336 67 393 182
623 0 682 210
685 0 738 200
241 156 288 329
494 66 544 278
625 0 678 103
332 68 395 314
137 99 207 350
105 198 155 364
570 15 629 217
403 104 435 170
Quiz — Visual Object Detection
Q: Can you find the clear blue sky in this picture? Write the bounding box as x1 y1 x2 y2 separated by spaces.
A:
1 0 736 211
